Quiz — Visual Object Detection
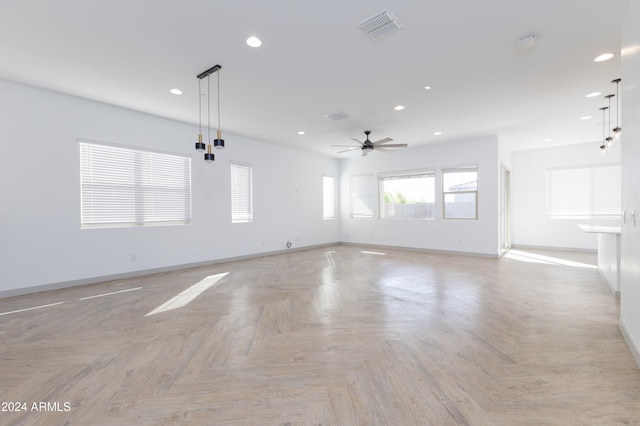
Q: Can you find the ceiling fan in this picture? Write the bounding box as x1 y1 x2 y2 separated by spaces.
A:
332 130 408 156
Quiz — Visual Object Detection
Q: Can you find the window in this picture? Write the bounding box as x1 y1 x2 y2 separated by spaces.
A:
323 176 335 219
379 171 435 219
350 174 374 218
79 140 191 228
231 162 253 223
443 166 478 219
547 165 620 218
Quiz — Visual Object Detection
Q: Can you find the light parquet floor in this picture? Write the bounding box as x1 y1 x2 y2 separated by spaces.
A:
1 245 639 425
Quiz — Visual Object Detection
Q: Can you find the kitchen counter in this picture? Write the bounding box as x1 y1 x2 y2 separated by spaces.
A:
578 224 621 297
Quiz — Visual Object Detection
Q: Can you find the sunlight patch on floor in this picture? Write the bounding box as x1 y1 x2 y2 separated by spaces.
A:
325 251 337 267
0 302 65 316
504 249 597 269
79 287 142 300
361 250 386 256
145 272 229 316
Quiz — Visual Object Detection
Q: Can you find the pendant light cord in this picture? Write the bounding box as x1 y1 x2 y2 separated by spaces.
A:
207 74 211 143
616 80 620 129
217 69 221 131
608 96 612 139
198 78 202 134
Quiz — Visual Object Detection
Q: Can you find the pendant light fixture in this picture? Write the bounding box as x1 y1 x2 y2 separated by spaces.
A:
195 64 222 163
612 78 622 139
213 68 225 149
599 106 608 154
195 75 206 152
204 71 215 163
604 94 614 147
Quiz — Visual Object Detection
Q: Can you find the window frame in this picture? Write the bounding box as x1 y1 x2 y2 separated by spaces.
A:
323 175 335 220
547 164 621 219
79 140 192 229
442 166 478 220
350 174 375 219
378 169 436 220
230 161 253 223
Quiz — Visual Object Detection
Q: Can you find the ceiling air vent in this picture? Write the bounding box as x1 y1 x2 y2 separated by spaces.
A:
357 9 403 41
324 112 350 121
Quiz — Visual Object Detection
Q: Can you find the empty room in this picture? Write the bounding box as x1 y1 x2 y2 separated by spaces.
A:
1 1 640 424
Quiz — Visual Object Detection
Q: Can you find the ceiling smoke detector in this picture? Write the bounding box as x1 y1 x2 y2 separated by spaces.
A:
357 9 403 41
516 34 537 50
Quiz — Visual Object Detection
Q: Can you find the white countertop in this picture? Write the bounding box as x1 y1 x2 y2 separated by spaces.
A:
577 224 621 234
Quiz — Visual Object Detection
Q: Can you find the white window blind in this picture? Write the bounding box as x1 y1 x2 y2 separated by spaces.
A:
79 141 191 228
323 176 335 219
231 162 253 223
350 174 374 218
379 171 435 219
547 165 621 217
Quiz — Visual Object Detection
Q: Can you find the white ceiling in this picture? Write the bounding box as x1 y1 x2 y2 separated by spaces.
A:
0 0 629 157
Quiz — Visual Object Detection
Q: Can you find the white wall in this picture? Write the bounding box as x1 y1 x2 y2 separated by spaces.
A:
619 0 640 365
511 142 621 250
0 80 340 296
339 136 500 256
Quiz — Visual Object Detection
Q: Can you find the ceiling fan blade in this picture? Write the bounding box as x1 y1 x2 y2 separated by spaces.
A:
350 138 364 144
337 147 361 153
331 144 361 147
362 150 368 157
377 143 408 148
372 138 393 145
375 147 394 152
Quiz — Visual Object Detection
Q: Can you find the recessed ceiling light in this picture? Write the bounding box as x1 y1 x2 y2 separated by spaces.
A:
434 131 442 136
297 131 305 135
394 105 405 111
424 85 432 90
586 92 601 98
246 36 262 47
580 115 592 120
594 53 614 62
170 89 182 95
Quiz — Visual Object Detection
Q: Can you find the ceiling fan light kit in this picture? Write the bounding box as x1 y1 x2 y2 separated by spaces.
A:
332 130 408 156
